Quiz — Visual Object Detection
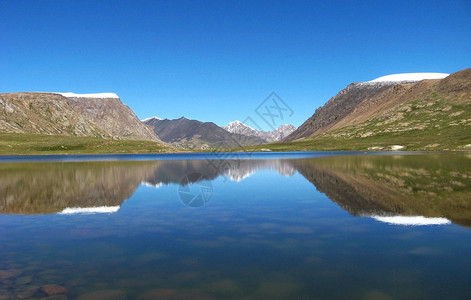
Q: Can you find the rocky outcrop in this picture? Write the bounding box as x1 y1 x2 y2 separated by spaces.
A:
65 94 159 141
0 92 161 142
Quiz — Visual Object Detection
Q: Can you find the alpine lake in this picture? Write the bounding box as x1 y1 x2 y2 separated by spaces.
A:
0 151 470 300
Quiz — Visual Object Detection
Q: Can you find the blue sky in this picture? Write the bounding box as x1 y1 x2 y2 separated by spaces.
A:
1 0 470 129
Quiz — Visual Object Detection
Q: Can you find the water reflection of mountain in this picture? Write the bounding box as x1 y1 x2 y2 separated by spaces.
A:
0 159 296 214
1 154 470 226
291 154 471 227
142 159 297 185
0 161 160 214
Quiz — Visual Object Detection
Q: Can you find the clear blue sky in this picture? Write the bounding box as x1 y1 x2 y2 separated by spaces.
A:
1 0 470 130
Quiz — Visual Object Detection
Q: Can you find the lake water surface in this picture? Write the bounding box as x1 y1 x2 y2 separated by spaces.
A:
0 152 470 299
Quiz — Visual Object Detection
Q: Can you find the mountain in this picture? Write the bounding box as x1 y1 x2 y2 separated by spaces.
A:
224 120 296 142
281 69 470 150
143 117 266 149
0 92 161 142
284 72 450 142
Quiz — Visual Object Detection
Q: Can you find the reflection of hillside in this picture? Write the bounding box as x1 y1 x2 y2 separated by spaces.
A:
0 159 297 214
0 162 160 214
291 154 471 227
143 159 297 185
143 160 220 186
3 154 468 223
222 159 296 182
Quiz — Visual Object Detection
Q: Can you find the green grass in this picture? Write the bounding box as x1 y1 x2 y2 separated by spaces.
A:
238 130 471 152
246 127 471 152
0 133 175 155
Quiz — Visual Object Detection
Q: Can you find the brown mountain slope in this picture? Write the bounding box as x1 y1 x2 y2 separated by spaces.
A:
283 68 471 143
283 83 392 141
65 94 159 141
0 92 161 142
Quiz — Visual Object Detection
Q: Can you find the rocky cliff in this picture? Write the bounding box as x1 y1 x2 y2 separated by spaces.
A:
0 92 161 142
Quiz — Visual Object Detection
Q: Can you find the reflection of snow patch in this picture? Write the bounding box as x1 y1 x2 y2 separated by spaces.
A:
60 206 120 214
141 181 163 188
372 215 451 226
224 170 255 182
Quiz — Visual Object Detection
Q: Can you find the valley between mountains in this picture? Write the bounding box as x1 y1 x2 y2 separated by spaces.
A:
0 68 469 154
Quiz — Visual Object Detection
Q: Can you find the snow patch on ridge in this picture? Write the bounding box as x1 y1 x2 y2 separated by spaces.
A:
141 116 161 122
57 92 119 99
368 73 449 83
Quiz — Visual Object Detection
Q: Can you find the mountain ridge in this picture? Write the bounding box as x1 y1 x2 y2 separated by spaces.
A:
143 116 266 149
283 69 469 144
224 120 296 142
0 92 161 142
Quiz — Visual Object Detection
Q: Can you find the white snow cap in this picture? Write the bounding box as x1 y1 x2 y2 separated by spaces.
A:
141 116 161 122
369 73 449 83
372 215 451 226
57 92 119 99
227 120 255 130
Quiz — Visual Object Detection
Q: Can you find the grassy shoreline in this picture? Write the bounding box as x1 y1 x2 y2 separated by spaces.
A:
1 133 470 155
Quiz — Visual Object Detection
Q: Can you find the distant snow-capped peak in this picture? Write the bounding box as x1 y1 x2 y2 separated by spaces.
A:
223 120 296 142
224 120 255 131
57 92 119 99
368 73 449 83
141 116 161 122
